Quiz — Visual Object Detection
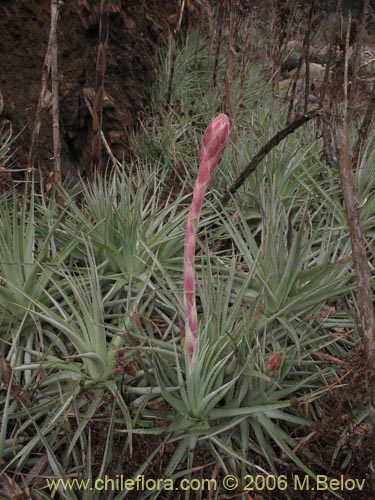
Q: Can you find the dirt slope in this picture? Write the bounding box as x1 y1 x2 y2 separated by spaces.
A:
0 0 198 181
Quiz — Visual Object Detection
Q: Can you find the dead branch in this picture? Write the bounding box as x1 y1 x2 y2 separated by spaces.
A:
335 126 375 492
351 0 370 93
286 2 315 123
270 0 282 95
222 0 237 146
270 0 292 95
286 33 306 123
319 0 343 106
221 107 321 206
166 0 186 108
51 0 61 188
322 115 334 165
92 0 110 179
28 1 62 172
239 7 256 104
303 1 315 113
334 14 375 486
343 12 351 122
83 94 121 175
211 0 225 89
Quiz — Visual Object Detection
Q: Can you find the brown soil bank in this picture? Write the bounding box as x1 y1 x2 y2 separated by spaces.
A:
0 0 198 180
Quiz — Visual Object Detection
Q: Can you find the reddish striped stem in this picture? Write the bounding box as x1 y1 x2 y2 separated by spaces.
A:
184 113 230 366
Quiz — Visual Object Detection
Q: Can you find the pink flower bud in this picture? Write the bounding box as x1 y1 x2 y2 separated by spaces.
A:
266 353 281 375
199 113 230 175
184 114 230 366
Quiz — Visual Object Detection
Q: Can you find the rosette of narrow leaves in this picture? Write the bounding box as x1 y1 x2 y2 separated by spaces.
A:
0 186 77 338
15 244 150 385
1 243 151 475
145 264 326 489
184 113 229 365
51 165 186 280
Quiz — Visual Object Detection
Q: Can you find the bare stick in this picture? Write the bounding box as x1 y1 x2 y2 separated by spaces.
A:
286 35 305 124
28 58 51 171
212 0 224 89
303 0 315 113
351 0 370 93
193 1 206 66
239 7 256 104
322 115 334 165
278 0 299 73
270 0 291 95
221 107 321 206
222 0 237 146
334 14 375 487
335 127 375 492
83 95 121 175
343 12 351 123
28 2 62 171
270 0 282 95
166 0 186 107
319 0 343 106
92 0 110 179
51 0 61 188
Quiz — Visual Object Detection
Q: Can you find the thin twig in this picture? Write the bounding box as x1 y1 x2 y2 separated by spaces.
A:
222 0 237 146
319 0 343 106
51 0 61 188
239 7 256 104
334 126 375 493
271 0 283 95
343 12 351 126
221 107 321 206
351 0 370 93
286 35 305 123
166 0 186 107
278 0 299 72
334 13 375 487
92 0 110 178
212 0 224 89
83 95 122 175
303 0 315 113
28 2 62 171
270 0 293 95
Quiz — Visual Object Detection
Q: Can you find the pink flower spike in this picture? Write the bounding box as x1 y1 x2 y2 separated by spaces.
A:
265 353 282 375
184 114 230 367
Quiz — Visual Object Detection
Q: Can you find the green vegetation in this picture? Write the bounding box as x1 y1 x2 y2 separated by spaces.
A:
0 33 372 499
